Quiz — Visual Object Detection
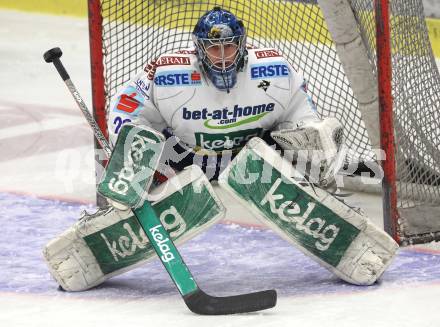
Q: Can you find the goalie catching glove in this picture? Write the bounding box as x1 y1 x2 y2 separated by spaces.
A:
271 117 344 187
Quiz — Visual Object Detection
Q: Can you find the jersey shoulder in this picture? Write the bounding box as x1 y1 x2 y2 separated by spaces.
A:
143 48 202 87
147 48 199 74
246 47 303 83
246 48 290 65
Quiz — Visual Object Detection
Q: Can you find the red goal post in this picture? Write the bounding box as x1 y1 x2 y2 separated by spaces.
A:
375 0 399 242
88 0 440 245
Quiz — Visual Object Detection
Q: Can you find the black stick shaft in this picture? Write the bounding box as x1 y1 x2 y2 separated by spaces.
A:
50 59 111 157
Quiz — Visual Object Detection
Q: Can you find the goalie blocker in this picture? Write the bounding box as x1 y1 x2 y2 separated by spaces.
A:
97 123 166 209
218 137 398 285
44 165 225 291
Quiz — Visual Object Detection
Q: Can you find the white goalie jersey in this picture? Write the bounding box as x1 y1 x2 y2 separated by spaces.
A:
108 47 319 154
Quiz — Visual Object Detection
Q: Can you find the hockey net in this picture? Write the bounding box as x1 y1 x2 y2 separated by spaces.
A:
88 0 440 245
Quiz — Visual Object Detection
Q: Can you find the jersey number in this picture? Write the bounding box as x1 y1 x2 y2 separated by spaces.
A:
113 117 131 134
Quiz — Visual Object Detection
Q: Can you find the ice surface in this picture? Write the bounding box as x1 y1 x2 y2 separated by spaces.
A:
2 192 440 326
1 9 440 327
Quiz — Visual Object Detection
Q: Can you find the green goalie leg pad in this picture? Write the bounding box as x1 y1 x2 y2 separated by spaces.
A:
218 137 398 285
97 123 165 208
44 165 225 291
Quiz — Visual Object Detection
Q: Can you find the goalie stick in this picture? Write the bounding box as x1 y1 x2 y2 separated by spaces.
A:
43 47 277 315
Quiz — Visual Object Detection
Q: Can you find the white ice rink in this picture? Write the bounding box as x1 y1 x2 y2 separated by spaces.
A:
1 9 440 327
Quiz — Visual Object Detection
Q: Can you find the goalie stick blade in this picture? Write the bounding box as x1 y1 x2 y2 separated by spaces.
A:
183 288 277 315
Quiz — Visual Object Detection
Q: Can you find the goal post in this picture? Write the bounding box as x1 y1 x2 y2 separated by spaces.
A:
88 0 106 140
88 0 108 206
375 0 399 242
87 0 440 245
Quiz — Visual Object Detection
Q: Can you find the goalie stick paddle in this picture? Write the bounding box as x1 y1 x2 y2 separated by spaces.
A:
43 47 277 315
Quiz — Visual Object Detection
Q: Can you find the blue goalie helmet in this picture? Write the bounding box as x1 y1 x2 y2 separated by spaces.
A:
192 7 247 92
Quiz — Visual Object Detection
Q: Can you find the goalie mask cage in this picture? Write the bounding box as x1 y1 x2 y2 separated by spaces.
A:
88 0 440 245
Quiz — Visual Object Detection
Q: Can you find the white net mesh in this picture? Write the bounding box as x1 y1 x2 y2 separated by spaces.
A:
348 0 440 240
95 0 440 242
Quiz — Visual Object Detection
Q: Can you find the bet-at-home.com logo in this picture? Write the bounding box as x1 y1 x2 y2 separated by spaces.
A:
195 128 263 151
182 102 275 129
